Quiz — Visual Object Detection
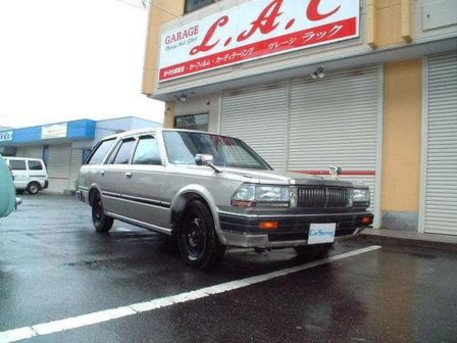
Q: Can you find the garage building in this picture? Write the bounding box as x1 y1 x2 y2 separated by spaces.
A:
141 0 457 236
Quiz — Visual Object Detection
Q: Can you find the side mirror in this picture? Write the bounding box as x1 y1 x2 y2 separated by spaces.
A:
195 154 222 173
195 154 214 166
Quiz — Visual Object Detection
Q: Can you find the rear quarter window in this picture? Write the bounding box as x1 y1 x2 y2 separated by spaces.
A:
87 139 116 165
28 160 43 170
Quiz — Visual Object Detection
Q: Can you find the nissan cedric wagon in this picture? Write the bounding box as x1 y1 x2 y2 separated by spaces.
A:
77 128 373 270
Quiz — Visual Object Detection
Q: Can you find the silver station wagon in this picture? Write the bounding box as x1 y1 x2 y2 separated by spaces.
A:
77 128 373 270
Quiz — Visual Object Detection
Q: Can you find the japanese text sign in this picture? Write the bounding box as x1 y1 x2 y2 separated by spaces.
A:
159 0 359 81
41 123 68 140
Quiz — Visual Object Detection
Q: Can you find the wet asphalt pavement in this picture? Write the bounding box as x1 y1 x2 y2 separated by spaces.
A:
0 194 456 343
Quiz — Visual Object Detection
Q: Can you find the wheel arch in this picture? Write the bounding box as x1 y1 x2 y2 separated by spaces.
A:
170 185 226 245
88 184 103 207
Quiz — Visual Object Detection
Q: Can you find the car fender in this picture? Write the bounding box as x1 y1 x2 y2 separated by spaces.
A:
170 184 226 245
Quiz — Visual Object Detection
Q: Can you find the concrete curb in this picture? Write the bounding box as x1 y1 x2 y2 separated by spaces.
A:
357 229 457 252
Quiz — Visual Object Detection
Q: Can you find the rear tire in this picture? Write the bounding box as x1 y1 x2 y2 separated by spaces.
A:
27 182 41 195
177 199 225 271
91 192 113 232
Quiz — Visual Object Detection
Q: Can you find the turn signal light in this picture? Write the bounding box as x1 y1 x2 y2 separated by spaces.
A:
258 221 279 230
362 216 373 225
231 200 255 207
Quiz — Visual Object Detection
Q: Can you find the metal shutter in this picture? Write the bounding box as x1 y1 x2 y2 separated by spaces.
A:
16 146 43 159
288 65 380 214
422 52 457 235
47 144 71 193
69 148 83 191
221 82 289 171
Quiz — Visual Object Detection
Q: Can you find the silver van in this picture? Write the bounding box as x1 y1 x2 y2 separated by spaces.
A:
4 157 49 195
77 128 373 270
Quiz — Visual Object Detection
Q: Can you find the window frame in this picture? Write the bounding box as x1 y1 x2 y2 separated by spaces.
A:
174 113 209 132
27 160 44 171
9 159 27 171
131 135 163 166
109 137 137 165
86 138 116 165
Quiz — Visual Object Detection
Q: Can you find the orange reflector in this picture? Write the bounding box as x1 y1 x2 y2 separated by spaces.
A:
362 216 373 225
231 200 255 207
259 221 279 230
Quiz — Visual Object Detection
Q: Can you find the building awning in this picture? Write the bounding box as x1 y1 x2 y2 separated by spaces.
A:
0 120 96 147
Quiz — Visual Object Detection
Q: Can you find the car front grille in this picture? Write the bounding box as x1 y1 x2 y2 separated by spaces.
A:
297 187 350 208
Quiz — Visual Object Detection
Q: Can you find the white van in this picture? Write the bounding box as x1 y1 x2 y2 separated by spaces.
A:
4 157 49 195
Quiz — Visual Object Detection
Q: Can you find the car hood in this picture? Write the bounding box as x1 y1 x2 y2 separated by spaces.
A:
221 167 355 188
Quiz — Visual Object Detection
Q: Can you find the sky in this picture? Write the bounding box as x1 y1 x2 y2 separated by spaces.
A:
0 0 164 129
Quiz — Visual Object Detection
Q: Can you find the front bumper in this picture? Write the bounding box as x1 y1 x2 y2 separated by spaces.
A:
219 211 373 248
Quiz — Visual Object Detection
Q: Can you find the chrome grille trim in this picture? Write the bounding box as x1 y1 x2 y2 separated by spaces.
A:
298 187 350 208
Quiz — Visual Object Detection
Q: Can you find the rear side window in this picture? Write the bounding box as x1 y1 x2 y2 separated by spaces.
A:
28 160 43 170
9 160 26 171
112 139 136 165
87 139 116 165
132 136 161 165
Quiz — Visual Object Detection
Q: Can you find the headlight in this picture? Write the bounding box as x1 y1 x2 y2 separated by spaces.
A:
255 186 289 201
232 185 255 201
231 185 291 207
353 188 370 206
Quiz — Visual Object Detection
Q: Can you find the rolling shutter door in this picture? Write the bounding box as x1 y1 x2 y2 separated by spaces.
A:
16 146 43 159
69 148 83 191
47 144 71 193
288 65 380 214
422 52 457 235
221 83 289 171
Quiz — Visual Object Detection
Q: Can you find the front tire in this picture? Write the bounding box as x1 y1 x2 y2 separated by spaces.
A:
177 200 225 271
27 182 41 195
91 192 113 232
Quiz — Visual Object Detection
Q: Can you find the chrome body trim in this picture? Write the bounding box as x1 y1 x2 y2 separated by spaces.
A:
105 211 173 236
222 227 365 248
218 210 370 219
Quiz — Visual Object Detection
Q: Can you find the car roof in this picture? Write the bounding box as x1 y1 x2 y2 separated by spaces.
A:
101 128 235 141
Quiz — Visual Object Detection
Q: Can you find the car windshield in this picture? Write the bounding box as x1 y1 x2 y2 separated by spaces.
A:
162 131 272 170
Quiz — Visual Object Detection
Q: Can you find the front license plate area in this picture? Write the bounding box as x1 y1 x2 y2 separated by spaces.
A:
308 223 336 245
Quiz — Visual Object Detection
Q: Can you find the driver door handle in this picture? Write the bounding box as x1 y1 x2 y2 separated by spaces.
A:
125 172 132 179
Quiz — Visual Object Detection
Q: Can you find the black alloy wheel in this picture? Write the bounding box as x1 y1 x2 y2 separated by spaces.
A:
91 192 113 232
177 199 225 271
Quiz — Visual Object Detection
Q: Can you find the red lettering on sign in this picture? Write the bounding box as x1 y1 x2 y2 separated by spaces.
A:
237 0 284 42
190 16 229 55
306 0 340 21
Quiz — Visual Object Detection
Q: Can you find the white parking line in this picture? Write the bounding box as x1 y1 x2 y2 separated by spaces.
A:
0 245 381 343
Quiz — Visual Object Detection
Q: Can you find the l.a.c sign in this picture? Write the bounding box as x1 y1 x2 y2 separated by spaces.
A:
159 0 359 81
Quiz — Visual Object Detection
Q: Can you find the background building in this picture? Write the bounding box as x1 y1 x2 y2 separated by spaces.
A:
141 0 457 236
0 117 161 193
